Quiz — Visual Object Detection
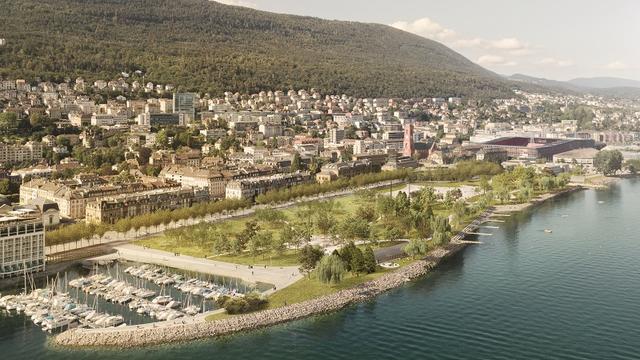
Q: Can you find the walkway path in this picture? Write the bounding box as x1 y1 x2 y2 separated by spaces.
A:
90 244 302 293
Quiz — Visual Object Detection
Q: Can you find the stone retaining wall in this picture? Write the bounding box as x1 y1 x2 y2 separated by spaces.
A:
53 243 463 348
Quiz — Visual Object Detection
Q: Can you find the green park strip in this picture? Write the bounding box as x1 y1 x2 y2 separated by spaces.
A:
205 257 417 322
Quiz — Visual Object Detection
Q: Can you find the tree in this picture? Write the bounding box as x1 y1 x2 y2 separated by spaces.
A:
625 159 640 175
0 112 21 135
349 247 365 275
337 216 370 242
404 239 428 258
431 216 452 246
479 175 491 194
29 113 47 128
338 241 357 271
313 201 337 237
281 225 302 249
298 244 324 275
291 152 302 172
316 254 346 284
363 246 377 273
0 179 13 195
236 220 259 251
357 205 376 222
594 150 623 176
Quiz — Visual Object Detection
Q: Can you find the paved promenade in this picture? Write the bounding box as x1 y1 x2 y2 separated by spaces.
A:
91 244 302 292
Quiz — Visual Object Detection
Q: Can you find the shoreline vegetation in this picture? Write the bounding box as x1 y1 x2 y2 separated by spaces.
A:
51 185 582 348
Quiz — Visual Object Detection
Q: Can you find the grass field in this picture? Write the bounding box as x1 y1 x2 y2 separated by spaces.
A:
138 190 379 261
208 249 300 267
205 256 417 322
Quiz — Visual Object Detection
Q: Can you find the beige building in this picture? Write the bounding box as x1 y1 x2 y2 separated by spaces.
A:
0 141 43 164
159 165 226 198
315 160 372 183
85 186 206 224
225 172 312 200
19 177 179 219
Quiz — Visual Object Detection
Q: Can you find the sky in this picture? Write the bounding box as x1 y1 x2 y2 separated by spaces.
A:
215 0 640 82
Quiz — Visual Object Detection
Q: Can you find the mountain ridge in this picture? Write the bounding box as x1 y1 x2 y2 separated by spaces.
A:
0 0 513 99
567 77 640 89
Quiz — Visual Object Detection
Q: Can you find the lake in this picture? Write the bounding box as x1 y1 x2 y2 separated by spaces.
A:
2 179 639 359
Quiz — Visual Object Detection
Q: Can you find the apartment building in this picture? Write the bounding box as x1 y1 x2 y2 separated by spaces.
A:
0 205 45 279
225 172 312 200
0 141 43 164
85 186 206 224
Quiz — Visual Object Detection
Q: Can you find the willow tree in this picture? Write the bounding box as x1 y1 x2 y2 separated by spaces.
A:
317 254 346 284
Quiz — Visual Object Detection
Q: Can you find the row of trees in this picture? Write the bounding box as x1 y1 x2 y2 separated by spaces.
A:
254 169 411 205
46 198 250 246
415 161 503 182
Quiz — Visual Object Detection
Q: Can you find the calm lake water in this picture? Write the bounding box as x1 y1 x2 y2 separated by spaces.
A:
2 179 640 359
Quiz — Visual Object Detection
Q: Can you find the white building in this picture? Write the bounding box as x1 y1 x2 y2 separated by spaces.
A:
0 205 46 279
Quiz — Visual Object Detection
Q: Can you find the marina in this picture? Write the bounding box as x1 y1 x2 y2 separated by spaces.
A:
0 261 259 333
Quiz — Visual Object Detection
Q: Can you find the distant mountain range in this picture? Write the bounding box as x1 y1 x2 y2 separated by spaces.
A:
508 74 640 99
567 77 640 89
0 0 512 99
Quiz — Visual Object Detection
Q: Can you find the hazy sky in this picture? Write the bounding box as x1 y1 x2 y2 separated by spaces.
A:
217 0 640 81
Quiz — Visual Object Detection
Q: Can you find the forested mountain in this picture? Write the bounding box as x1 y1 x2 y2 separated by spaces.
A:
508 74 640 100
568 77 640 89
0 0 513 98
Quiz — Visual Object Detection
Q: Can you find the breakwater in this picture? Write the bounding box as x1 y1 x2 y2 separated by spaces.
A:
53 243 465 348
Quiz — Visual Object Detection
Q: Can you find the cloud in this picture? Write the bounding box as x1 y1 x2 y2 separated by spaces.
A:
452 36 532 55
604 61 628 70
490 38 526 50
391 17 456 40
477 55 517 66
213 0 257 8
539 57 574 67
452 38 485 48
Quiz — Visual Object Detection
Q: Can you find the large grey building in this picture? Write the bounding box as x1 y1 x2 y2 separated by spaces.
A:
173 92 196 122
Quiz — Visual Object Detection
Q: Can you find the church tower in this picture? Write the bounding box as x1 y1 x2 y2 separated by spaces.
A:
403 124 414 157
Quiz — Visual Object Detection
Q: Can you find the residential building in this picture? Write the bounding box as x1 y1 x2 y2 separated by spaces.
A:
0 141 43 165
225 172 312 199
160 165 226 198
0 204 45 279
19 177 180 219
85 186 206 224
315 160 372 183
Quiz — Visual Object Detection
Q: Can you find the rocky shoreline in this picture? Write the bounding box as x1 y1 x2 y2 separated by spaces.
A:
53 244 464 348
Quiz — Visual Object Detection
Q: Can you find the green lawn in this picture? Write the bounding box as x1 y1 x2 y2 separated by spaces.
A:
205 257 416 322
138 235 210 258
138 182 462 264
266 266 398 309
208 249 300 267
415 180 479 187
